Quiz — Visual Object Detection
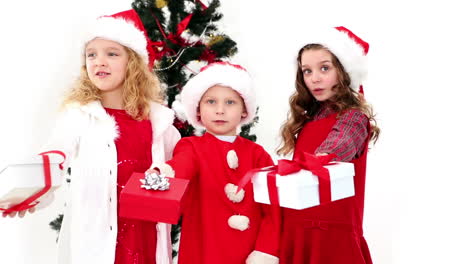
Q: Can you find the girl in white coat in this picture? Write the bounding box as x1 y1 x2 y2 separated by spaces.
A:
29 9 179 264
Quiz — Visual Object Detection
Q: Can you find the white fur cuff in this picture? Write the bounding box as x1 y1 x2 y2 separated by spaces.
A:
246 250 279 264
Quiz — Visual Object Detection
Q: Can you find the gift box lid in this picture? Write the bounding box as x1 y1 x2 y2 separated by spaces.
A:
119 173 190 224
0 153 65 174
120 173 189 207
254 162 355 188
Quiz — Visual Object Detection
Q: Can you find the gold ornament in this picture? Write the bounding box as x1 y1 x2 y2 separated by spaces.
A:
208 35 225 47
155 0 168 8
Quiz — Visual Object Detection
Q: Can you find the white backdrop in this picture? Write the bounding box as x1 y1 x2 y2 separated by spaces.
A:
1 1 467 263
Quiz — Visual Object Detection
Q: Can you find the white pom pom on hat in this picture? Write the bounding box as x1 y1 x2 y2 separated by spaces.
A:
297 26 369 93
180 62 256 129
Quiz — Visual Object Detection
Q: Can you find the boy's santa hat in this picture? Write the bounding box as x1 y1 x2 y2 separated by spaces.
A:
300 26 369 93
83 9 156 68
180 62 256 129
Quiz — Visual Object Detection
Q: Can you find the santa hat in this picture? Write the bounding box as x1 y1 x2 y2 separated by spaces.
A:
180 62 256 129
83 9 156 68
300 26 369 93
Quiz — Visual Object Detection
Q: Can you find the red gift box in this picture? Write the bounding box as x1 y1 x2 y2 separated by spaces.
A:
119 172 189 224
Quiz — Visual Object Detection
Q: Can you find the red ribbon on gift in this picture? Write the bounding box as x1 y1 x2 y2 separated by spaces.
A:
237 152 337 206
0 151 66 214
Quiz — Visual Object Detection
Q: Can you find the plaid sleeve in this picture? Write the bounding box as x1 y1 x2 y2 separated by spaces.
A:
315 109 369 162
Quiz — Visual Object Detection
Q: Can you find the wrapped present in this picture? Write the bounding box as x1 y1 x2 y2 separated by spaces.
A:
0 151 66 214
119 172 189 224
239 152 355 210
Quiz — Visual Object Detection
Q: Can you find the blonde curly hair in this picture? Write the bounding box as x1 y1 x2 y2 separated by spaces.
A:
63 46 162 120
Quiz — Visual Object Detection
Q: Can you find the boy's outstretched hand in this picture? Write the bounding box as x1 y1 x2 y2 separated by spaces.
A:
145 168 160 176
145 164 175 178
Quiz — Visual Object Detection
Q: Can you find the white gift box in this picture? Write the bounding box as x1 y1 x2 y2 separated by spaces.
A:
0 154 64 209
252 162 355 210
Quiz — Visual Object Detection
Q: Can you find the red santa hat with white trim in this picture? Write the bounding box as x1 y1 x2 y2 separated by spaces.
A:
83 9 156 68
180 62 256 129
299 26 369 93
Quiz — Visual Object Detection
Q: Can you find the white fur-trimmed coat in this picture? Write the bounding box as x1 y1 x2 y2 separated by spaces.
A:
43 101 180 264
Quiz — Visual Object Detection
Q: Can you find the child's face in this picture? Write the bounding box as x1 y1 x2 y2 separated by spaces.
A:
85 38 129 95
198 85 247 136
301 48 338 102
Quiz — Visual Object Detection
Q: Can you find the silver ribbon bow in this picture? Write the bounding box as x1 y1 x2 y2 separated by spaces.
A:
140 171 170 191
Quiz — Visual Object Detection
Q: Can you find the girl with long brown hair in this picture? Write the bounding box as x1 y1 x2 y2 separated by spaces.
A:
278 27 379 264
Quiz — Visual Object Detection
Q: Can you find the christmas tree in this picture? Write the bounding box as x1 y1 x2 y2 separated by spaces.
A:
50 0 259 259
131 0 257 139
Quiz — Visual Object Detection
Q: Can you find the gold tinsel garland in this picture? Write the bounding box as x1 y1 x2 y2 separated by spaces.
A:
155 0 168 8
208 35 225 47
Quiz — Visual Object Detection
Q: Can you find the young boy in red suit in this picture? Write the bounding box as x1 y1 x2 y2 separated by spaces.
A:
149 62 280 264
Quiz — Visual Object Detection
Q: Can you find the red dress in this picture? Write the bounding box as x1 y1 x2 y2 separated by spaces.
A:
279 113 373 264
105 108 157 264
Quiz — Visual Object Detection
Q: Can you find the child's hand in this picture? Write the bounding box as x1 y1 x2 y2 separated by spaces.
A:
315 152 329 156
2 207 36 218
246 250 279 264
145 168 160 176
146 164 175 178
